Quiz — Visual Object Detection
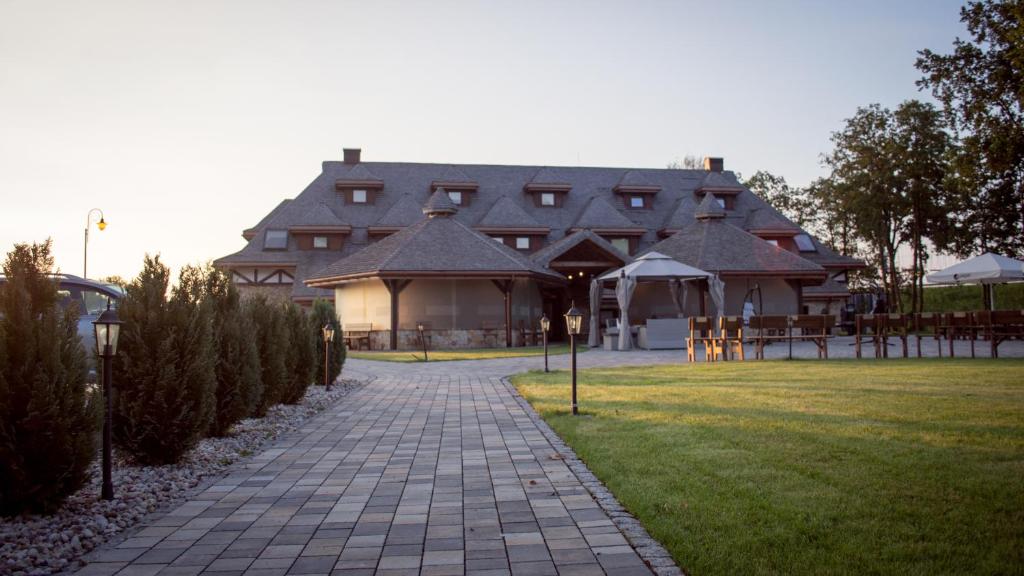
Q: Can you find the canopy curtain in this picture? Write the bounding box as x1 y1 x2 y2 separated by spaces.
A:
668 279 688 316
709 274 726 319
616 272 637 350
588 279 601 347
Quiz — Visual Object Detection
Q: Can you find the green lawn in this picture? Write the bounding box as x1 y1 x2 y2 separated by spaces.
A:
348 344 586 362
512 360 1024 576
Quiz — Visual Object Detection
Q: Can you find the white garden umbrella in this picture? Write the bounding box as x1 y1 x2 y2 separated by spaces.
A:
926 252 1024 310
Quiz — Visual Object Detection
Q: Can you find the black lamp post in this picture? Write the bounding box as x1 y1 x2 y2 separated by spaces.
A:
540 314 550 373
564 302 583 415
92 302 121 501
417 322 428 361
83 208 106 278
322 323 335 391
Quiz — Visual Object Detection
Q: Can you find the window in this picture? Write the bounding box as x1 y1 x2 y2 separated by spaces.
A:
264 229 287 249
794 233 815 252
765 239 779 247
715 196 726 208
610 238 630 254
447 191 462 205
629 196 645 209
541 192 555 206
493 236 504 243
834 271 848 283
515 237 530 250
313 236 328 249
352 189 367 203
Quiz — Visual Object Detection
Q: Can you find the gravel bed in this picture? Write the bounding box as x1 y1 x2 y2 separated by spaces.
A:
0 379 363 576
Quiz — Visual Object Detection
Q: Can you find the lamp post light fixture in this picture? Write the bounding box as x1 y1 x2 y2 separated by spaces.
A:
540 314 550 373
84 208 106 279
417 322 428 362
322 323 335 391
564 302 583 415
92 301 122 501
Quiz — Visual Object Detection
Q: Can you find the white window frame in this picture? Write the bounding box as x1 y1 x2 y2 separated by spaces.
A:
313 236 328 249
515 237 530 250
540 192 555 206
629 196 645 209
352 189 367 203
447 190 462 205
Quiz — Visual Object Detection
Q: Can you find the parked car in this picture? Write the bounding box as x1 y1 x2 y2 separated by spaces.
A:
0 274 123 353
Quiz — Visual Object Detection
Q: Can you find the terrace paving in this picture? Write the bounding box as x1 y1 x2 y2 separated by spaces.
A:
82 336 1022 576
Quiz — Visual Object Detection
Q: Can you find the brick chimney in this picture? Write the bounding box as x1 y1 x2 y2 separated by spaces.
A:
703 157 723 172
343 148 361 164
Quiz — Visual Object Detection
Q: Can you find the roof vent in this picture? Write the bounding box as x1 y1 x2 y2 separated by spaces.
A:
423 188 458 217
703 157 723 172
694 192 726 220
343 148 362 164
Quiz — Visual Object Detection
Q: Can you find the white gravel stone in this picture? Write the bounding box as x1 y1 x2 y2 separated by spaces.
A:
0 379 361 576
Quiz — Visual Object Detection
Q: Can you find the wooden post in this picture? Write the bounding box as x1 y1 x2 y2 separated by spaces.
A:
492 279 513 348
383 279 411 351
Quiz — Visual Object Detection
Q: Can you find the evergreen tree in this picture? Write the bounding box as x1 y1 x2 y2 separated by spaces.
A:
112 255 215 465
281 303 316 405
247 295 288 416
310 299 345 387
0 240 99 516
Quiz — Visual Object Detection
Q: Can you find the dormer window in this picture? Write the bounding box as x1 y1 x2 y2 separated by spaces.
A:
313 236 328 249
352 189 367 204
715 196 726 209
264 230 288 250
515 237 530 250
493 236 504 243
448 191 463 205
541 193 555 206
766 239 779 247
524 183 571 207
794 233 815 252
629 196 645 209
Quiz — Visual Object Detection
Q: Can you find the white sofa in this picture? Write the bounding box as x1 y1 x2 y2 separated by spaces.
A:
638 318 689 350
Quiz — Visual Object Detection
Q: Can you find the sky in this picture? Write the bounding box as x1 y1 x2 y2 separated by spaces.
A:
0 0 968 281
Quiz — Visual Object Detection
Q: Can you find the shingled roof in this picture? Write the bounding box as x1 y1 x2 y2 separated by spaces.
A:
647 211 826 278
476 196 547 232
744 207 802 234
531 229 632 268
307 194 564 286
372 194 426 230
571 197 644 233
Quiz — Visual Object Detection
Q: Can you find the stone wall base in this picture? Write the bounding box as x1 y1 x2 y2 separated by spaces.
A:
357 329 529 351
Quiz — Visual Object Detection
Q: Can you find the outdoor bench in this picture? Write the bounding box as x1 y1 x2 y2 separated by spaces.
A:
343 322 372 350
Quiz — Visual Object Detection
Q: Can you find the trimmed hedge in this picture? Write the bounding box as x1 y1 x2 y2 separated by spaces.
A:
310 299 346 387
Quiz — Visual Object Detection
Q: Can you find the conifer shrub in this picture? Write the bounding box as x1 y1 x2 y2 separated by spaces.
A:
112 256 216 465
179 265 262 437
0 240 100 516
310 299 345 387
281 303 316 404
247 294 288 416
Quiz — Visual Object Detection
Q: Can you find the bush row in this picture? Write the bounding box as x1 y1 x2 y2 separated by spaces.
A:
0 242 345 516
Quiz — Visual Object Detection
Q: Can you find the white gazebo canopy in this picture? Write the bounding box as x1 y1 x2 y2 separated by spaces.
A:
598 251 711 282
925 252 1024 285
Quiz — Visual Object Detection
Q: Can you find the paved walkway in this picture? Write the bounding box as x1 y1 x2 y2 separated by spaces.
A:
81 336 1023 576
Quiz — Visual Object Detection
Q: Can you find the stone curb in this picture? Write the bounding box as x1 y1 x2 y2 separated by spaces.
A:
500 376 686 576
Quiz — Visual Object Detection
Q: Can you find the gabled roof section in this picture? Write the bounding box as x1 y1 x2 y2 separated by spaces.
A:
243 199 292 240
475 197 548 232
269 200 349 229
430 164 477 190
335 164 384 188
694 192 726 220
614 170 662 194
523 166 572 192
307 214 565 286
744 207 802 234
697 171 744 195
531 230 632 268
571 197 644 234
371 194 425 231
647 219 826 278
660 197 699 235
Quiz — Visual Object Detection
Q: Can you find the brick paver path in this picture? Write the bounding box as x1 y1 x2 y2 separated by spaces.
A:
82 364 656 576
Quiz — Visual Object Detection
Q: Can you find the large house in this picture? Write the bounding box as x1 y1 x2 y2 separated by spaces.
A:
214 149 863 349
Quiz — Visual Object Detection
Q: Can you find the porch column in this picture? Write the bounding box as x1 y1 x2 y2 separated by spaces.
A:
492 279 513 348
383 279 411 350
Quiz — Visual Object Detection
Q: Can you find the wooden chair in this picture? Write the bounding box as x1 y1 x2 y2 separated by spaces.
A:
944 312 975 358
912 313 943 358
878 313 909 358
790 314 834 359
748 315 790 360
855 314 881 359
687 316 721 362
719 316 745 361
342 322 372 350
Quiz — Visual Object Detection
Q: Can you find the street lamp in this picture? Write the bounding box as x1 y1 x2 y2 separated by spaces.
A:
92 302 121 501
417 322 428 362
322 323 335 391
564 302 583 415
84 208 106 279
540 315 550 373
